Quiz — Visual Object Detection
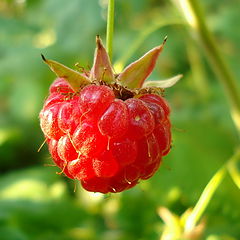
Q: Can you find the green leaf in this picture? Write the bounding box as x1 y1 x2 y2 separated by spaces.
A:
41 55 91 92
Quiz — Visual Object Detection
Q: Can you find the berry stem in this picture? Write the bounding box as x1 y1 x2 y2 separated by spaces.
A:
106 0 115 61
173 0 240 138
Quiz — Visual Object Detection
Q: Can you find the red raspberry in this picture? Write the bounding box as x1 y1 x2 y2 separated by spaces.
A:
40 79 171 193
39 37 175 193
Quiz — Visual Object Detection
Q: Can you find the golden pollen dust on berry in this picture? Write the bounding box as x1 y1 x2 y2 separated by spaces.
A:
135 115 141 121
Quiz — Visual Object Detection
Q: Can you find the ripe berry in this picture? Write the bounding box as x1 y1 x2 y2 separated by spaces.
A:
39 36 176 193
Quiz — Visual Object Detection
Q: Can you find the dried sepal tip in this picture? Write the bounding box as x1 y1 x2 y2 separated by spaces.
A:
90 36 115 84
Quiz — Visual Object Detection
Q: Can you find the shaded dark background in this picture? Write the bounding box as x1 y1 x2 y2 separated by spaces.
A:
0 0 240 239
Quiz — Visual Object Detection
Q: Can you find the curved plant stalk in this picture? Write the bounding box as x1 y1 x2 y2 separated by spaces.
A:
184 148 240 233
159 151 239 238
106 0 115 61
184 166 226 233
114 19 183 72
172 0 240 137
227 148 240 189
159 150 239 239
187 41 210 100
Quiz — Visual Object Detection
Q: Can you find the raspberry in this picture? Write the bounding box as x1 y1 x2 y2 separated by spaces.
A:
39 36 175 193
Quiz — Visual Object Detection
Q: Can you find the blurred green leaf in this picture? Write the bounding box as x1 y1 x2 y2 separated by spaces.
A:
1 0 240 239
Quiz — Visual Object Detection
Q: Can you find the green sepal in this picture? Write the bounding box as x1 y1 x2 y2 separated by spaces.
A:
90 36 115 83
117 38 167 89
143 74 182 88
41 55 91 92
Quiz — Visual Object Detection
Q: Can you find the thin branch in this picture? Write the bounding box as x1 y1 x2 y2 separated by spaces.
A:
106 0 115 61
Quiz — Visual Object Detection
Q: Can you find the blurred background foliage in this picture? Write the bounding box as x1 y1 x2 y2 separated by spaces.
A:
0 0 240 239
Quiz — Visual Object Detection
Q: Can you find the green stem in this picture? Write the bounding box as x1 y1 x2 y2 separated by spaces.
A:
187 41 210 100
173 0 240 137
184 148 240 233
227 148 240 189
185 166 226 232
106 0 115 61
